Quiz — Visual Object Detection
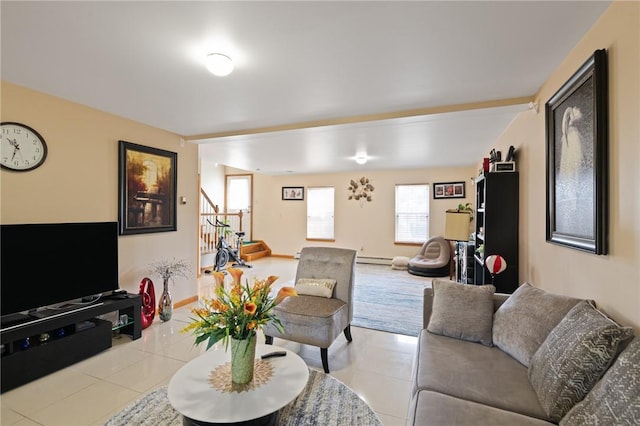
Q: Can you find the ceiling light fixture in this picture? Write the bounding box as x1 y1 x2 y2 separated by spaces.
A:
205 53 234 76
355 155 367 165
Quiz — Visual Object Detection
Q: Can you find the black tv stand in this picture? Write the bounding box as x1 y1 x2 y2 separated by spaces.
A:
0 294 141 393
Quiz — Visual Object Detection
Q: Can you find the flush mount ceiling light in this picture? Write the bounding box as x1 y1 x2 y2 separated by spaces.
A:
355 155 367 165
205 53 234 76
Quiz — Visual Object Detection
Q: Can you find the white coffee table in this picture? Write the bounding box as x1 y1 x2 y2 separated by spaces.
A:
168 344 309 425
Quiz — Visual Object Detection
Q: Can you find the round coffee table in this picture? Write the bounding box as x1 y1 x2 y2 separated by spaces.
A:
167 344 309 425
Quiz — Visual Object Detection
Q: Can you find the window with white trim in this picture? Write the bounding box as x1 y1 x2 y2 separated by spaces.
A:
307 187 335 239
395 184 430 243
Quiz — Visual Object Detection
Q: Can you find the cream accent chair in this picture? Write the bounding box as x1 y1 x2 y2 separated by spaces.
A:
263 246 357 373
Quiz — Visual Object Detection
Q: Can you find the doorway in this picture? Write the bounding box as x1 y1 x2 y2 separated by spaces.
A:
225 174 253 240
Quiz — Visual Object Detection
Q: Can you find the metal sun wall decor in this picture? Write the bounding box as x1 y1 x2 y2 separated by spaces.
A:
348 177 374 206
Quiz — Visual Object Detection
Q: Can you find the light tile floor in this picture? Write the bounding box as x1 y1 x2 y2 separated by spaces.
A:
1 258 417 426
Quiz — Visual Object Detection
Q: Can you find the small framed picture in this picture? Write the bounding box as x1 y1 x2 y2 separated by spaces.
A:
282 187 304 200
433 181 465 199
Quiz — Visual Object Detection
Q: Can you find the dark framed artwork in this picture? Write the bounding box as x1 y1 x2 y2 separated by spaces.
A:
282 187 304 200
433 181 465 199
545 49 608 254
118 140 177 235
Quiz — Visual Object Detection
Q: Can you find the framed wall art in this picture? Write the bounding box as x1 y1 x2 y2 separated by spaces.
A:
545 49 608 254
118 140 177 235
282 187 304 200
433 181 465 199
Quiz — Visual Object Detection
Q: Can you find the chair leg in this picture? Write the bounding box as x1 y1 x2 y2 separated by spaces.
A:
343 325 353 342
321 348 330 373
265 335 273 345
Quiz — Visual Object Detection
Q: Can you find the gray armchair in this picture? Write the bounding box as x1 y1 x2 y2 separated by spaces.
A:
263 246 357 373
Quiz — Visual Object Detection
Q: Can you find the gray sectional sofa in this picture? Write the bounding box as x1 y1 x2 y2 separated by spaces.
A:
407 279 639 425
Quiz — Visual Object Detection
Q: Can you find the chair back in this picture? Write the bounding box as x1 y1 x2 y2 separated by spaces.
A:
295 247 357 320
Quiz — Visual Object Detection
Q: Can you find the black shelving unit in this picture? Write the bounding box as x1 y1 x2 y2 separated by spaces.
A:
0 294 142 392
474 172 519 293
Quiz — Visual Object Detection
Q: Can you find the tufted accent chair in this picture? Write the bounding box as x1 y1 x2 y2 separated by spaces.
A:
263 246 357 373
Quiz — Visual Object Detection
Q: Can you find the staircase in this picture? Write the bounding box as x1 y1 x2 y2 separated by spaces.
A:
199 188 271 273
240 240 272 262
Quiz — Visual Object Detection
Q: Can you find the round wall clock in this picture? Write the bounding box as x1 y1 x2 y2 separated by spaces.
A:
1 122 48 171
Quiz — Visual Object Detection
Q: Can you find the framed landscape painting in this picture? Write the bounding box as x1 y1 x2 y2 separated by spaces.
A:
545 49 608 254
118 140 177 235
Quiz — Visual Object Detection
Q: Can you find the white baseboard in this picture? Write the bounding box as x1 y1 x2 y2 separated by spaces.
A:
356 256 393 266
293 252 392 266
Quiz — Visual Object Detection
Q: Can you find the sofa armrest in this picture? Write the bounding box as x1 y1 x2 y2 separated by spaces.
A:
423 286 511 329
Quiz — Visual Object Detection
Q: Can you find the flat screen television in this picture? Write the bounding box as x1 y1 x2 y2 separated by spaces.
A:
1 221 119 322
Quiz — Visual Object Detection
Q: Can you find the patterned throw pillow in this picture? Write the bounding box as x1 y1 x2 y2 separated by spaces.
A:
560 337 640 425
528 300 634 422
294 278 337 298
427 279 495 346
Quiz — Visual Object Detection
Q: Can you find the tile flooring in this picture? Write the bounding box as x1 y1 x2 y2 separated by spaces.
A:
1 258 417 426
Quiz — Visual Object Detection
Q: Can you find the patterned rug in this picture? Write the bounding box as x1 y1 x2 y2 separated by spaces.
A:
104 369 381 426
352 263 433 337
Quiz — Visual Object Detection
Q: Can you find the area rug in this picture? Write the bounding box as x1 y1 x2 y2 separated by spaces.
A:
104 369 381 426
351 263 433 337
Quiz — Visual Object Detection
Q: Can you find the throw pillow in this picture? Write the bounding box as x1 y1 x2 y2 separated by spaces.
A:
427 279 495 346
492 283 582 366
528 300 634 422
560 337 640 426
294 278 337 298
391 256 410 270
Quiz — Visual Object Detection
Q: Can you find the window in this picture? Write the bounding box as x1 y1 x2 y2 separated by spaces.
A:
395 184 430 243
307 187 335 240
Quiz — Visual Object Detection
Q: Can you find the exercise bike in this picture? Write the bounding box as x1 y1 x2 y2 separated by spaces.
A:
207 219 252 272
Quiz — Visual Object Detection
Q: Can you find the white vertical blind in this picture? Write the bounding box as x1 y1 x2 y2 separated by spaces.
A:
307 187 335 239
227 177 249 210
395 184 430 243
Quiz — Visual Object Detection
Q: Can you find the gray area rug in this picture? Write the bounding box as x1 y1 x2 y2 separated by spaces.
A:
104 369 381 426
352 263 433 337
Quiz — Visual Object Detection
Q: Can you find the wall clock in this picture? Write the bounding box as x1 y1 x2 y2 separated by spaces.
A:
1 122 48 171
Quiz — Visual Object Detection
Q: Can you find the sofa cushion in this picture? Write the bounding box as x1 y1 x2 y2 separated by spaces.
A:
412 330 549 421
408 390 556 426
528 300 634 422
560 336 640 426
492 283 582 366
427 279 495 346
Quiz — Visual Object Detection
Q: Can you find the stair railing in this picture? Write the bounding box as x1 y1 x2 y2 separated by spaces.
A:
200 189 244 255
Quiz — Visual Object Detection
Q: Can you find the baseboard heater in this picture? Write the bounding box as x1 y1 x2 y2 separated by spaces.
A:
294 252 392 266
355 256 393 266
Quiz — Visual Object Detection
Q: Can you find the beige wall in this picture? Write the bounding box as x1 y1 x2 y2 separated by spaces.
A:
492 1 639 329
0 82 200 304
250 167 475 259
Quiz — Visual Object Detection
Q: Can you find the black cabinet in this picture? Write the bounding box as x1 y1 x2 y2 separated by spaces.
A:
474 172 519 293
1 294 141 392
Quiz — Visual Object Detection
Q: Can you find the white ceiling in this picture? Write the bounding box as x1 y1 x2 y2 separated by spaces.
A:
1 1 611 175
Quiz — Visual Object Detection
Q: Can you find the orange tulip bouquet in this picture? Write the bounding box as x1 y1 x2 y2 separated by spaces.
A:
181 268 297 350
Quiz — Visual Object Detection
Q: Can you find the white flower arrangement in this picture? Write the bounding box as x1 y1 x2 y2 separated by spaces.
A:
150 257 191 282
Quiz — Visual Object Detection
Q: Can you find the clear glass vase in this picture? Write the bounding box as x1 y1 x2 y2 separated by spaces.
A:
158 278 172 322
230 334 257 384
